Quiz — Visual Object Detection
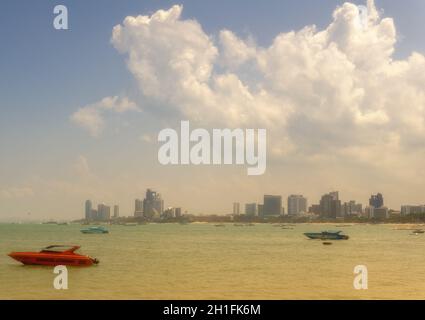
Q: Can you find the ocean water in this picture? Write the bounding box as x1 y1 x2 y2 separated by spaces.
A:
1 223 425 300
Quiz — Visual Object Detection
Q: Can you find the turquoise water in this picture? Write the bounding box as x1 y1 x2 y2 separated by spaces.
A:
1 223 425 299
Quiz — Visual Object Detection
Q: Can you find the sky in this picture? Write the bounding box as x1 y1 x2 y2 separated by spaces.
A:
1 0 425 221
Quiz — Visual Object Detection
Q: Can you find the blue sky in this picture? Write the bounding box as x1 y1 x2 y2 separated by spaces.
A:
1 1 425 220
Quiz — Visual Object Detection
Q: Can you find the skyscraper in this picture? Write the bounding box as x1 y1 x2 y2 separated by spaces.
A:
233 202 240 215
245 203 257 216
143 189 164 218
97 203 111 221
113 205 119 218
263 195 282 217
85 200 92 220
287 195 307 215
90 209 98 220
134 199 143 217
369 193 384 208
258 204 264 216
319 192 341 219
341 201 363 216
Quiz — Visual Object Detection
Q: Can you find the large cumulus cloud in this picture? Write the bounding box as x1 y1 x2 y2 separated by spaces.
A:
109 1 425 163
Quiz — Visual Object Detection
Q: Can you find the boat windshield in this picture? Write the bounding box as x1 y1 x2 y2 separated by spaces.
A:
41 245 79 253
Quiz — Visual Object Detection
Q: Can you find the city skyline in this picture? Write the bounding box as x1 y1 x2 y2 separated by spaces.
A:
2 0 425 220
80 188 424 221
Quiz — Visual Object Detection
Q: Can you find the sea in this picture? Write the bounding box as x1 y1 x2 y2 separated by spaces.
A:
1 222 425 299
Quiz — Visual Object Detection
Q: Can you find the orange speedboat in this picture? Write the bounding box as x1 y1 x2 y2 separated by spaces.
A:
8 245 99 266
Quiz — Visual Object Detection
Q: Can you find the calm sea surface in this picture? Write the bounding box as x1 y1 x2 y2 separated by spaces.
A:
1 223 425 299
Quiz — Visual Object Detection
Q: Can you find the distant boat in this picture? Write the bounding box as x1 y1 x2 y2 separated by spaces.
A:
412 229 425 234
123 223 138 227
322 242 333 245
81 226 109 234
214 224 226 227
42 221 58 225
8 245 98 266
304 231 349 240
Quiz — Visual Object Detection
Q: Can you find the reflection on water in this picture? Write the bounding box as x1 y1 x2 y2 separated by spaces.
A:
1 223 425 299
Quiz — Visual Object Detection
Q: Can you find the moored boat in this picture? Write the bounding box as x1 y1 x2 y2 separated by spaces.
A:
81 226 109 234
304 230 349 240
8 245 99 266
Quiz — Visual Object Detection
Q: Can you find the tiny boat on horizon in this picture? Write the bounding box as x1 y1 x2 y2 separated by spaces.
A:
304 230 349 240
123 222 138 226
8 245 99 266
80 226 109 234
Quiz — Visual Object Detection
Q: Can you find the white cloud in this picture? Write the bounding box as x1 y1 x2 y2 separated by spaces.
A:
71 96 138 137
108 1 425 168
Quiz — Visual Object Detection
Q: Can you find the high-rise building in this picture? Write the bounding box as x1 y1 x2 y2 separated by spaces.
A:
319 192 341 219
341 201 363 216
163 207 175 219
175 207 182 218
90 209 98 220
329 191 339 201
308 204 321 215
258 204 264 216
287 195 307 215
369 193 384 208
401 205 425 215
371 206 388 219
233 202 240 215
134 199 143 217
263 195 282 216
245 203 257 216
97 203 111 221
113 205 119 218
143 189 164 218
85 200 92 220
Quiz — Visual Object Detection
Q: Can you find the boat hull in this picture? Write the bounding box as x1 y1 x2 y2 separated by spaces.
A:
8 252 96 266
81 230 108 234
304 232 349 240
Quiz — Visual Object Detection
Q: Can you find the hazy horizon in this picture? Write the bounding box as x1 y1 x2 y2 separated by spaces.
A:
2 0 425 220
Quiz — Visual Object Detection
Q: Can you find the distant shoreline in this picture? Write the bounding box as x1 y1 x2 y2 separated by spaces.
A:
3 218 425 225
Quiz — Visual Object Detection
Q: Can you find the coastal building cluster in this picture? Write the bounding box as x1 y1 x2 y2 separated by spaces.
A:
84 188 181 221
234 191 425 220
85 201 119 221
